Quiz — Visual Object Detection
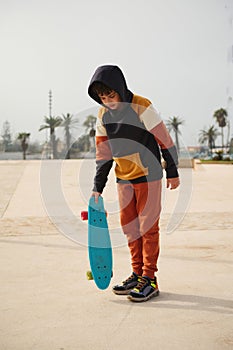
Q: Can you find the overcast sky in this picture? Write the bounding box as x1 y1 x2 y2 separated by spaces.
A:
0 0 231 147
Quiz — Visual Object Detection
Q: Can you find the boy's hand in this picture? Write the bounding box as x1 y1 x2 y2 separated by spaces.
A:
92 191 101 203
166 177 180 190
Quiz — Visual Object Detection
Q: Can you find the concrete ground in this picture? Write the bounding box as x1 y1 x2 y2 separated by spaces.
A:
0 160 233 350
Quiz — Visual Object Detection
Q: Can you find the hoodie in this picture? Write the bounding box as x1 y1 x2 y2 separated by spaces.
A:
88 65 179 194
88 65 133 105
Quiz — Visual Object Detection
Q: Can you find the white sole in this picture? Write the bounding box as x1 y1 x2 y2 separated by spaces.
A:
112 289 132 295
127 289 160 302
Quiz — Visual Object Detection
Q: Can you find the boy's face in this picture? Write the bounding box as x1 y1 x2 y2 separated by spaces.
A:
98 90 122 110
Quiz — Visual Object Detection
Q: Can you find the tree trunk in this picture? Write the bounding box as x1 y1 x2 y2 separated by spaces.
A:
22 141 27 160
221 127 224 152
66 132 71 159
50 130 57 159
175 131 180 154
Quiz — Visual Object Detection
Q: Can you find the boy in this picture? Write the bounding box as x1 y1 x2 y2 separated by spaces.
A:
88 65 180 302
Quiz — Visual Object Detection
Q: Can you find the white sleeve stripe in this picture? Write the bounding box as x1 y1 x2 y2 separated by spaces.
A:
96 117 107 137
140 105 162 131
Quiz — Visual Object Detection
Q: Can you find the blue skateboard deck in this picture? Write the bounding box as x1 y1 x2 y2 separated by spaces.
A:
88 196 112 290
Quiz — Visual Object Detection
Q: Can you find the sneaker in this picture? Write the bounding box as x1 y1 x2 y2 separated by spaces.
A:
127 276 159 302
112 272 139 295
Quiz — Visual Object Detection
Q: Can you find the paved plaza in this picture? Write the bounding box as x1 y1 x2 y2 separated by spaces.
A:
0 160 233 350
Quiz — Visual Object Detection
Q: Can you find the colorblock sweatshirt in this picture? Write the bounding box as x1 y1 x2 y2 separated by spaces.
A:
88 65 179 193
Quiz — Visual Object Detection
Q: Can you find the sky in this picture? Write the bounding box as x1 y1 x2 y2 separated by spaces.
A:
0 0 232 147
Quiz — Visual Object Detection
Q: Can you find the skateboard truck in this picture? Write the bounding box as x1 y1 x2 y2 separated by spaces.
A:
81 210 107 221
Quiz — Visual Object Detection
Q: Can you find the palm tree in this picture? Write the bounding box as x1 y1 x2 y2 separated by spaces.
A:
17 132 30 160
39 116 62 159
61 113 79 159
166 116 184 154
83 115 97 152
199 125 219 154
213 108 228 151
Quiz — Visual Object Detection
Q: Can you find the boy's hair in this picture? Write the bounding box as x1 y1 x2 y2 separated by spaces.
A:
91 82 113 96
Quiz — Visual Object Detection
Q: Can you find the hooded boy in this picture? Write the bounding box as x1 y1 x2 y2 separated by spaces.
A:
88 65 180 302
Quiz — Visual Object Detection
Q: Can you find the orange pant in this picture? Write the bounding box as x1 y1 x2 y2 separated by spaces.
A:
117 180 162 279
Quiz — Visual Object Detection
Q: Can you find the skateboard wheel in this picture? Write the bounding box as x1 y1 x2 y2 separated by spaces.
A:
81 211 88 220
86 270 93 280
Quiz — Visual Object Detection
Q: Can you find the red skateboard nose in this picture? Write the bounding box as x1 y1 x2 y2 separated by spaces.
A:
81 211 88 220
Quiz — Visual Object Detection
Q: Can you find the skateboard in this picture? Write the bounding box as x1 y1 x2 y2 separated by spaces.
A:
81 196 112 290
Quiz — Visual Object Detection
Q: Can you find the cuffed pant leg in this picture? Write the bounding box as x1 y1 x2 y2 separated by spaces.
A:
141 221 160 278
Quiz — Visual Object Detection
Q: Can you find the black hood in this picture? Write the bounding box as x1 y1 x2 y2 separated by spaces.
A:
88 65 133 105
